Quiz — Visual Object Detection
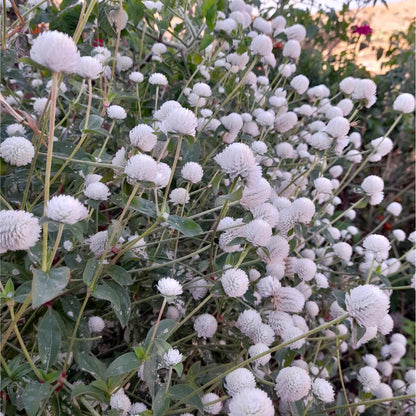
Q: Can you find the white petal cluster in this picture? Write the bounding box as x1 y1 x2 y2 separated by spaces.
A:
169 188 190 205
250 34 273 56
201 393 222 415
162 107 198 136
129 124 157 151
361 175 384 205
124 154 158 183
243 219 272 247
162 348 183 367
393 93 415 113
0 210 41 253
237 309 262 336
84 182 110 201
110 389 131 413
107 105 127 120
312 378 335 402
30 30 80 73
221 268 249 297
228 388 274 416
345 284 389 328
0 137 35 166
357 366 381 392
149 72 168 86
77 56 103 79
181 162 203 183
88 316 105 333
248 343 271 366
129 71 144 83
363 234 391 262
224 368 256 396
156 277 183 297
194 314 217 338
275 367 311 402
46 195 89 224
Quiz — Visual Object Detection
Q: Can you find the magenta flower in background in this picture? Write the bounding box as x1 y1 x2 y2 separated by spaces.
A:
352 24 373 36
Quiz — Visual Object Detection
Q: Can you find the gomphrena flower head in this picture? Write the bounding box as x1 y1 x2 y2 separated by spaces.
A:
149 72 168 86
124 154 158 184
312 378 335 403
181 162 203 183
0 137 35 166
162 348 183 367
110 389 131 413
250 34 273 56
248 343 271 366
107 105 127 120
357 366 381 392
221 268 249 298
88 316 105 333
77 56 104 79
0 210 41 253
169 188 190 205
393 93 415 114
237 309 262 336
156 277 183 298
345 284 390 328
362 234 391 262
30 30 80 73
275 366 311 402
224 368 256 396
194 314 217 338
46 195 89 224
228 388 274 416
83 182 110 201
129 124 157 152
161 107 198 136
201 392 222 415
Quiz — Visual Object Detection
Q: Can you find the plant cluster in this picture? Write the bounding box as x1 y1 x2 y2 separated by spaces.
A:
0 0 415 415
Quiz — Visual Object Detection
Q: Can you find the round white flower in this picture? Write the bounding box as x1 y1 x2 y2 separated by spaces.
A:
250 34 273 56
156 277 183 297
346 284 389 328
268 311 294 336
124 154 158 183
46 195 88 224
107 105 127 120
0 210 41 253
312 378 335 403
30 30 80 73
193 82 212 97
361 175 384 205
393 93 415 113
228 387 274 416
162 348 183 367
249 323 275 346
84 182 110 201
181 162 203 183
256 275 281 297
129 71 144 83
161 107 198 136
169 188 190 205
248 343 271 366
285 24 306 41
149 72 168 86
243 219 272 247
116 54 133 71
88 316 105 333
201 392 222 415
130 402 147 416
85 230 108 256
0 137 34 166
275 367 311 402
273 286 305 313
325 116 350 138
363 234 391 262
225 368 256 396
386 202 402 216
290 74 309 94
275 112 298 133
194 314 217 338
339 77 355 94
333 242 353 262
77 56 103 79
283 39 301 59
6 123 26 136
129 124 157 151
357 366 381 392
221 268 249 298
237 309 262 336
110 389 131 413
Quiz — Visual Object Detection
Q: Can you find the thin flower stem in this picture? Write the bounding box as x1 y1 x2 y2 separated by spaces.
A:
365 258 376 284
145 297 167 357
0 192 13 210
165 366 173 395
47 222 65 271
336 336 353 416
73 0 97 43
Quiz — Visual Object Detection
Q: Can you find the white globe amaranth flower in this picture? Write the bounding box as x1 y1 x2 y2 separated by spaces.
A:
237 309 262 336
290 74 309 94
129 71 144 83
130 402 148 416
325 116 350 138
275 112 298 133
256 275 281 297
249 323 275 346
291 197 315 223
305 300 319 317
88 316 105 333
77 56 103 79
0 137 35 166
85 230 108 256
268 311 293 336
361 175 384 205
162 348 183 367
192 82 212 97
129 124 157 151
84 182 110 201
249 34 273 56
46 195 88 224
157 277 183 298
161 107 198 136
6 123 26 136
30 30 80 73
124 154 158 184
221 268 249 298
281 326 305 349
248 343 271 366
149 72 168 86
283 39 301 59
369 136 393 161
275 367 311 402
339 76 355 94
107 105 127 120
243 219 272 247
201 392 222 415
110 389 131 413
312 378 335 403
169 188 190 205
240 178 271 209
357 366 381 392
228 387 274 416
273 286 305 313
224 368 256 396
116 54 133 71
363 354 378 368
386 202 402 216
363 234 391 262
194 314 217 338
332 242 353 262
0 210 41 253
393 93 415 113
346 284 390 328
181 162 203 183
285 24 306 41
143 0 162 11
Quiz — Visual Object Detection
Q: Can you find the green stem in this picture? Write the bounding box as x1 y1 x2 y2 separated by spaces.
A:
165 366 173 395
145 297 167 356
47 223 65 271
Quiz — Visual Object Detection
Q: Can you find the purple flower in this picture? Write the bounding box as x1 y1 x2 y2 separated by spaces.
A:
352 24 373 36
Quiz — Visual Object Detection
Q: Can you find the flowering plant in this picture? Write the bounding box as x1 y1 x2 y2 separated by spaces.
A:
0 0 415 415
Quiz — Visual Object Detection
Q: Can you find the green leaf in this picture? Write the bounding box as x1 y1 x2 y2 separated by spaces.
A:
76 352 107 380
153 389 170 416
189 52 203 65
32 267 71 308
79 114 104 132
332 290 346 309
133 345 148 360
60 294 82 321
126 0 144 25
144 319 176 347
92 281 131 327
112 194 157 217
37 308 62 371
168 384 203 412
22 382 50 416
107 265 133 286
201 0 217 31
105 352 141 378
199 34 214 50
215 187 243 207
71 383 108 402
167 215 203 237
83 258 100 285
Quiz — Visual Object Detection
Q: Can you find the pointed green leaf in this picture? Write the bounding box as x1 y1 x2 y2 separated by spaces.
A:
83 258 100 285
22 382 50 416
167 215 203 237
105 352 141 378
37 308 62 371
168 384 203 412
107 265 133 286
